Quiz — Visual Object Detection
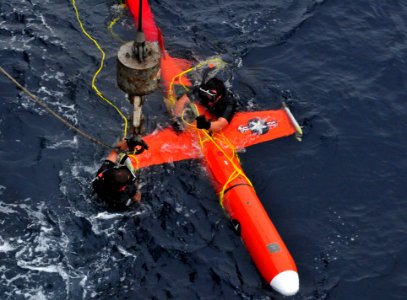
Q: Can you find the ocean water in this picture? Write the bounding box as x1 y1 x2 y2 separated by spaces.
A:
0 0 406 299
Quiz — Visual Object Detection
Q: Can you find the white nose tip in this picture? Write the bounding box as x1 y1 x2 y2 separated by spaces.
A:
270 270 299 296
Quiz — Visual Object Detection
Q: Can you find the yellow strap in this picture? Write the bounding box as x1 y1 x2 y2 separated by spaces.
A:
128 154 140 170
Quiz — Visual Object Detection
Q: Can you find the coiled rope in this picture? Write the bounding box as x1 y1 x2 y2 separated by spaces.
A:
0 66 113 150
71 0 128 138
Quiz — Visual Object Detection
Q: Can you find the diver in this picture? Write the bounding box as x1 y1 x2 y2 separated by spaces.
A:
173 77 237 132
92 137 148 210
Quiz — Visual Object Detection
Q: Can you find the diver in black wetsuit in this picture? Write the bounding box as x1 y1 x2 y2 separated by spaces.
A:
173 77 237 132
92 138 147 210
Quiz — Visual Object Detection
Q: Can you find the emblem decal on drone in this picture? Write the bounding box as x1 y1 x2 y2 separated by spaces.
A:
238 118 278 135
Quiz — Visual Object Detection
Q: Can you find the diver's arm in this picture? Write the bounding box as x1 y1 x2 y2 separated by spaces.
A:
209 117 229 132
174 94 191 117
195 116 229 132
132 190 142 203
105 139 128 162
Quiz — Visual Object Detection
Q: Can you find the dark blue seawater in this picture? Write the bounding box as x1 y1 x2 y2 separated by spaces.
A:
1 0 406 299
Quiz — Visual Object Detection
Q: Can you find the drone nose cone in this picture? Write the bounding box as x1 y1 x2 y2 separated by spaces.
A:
270 270 299 296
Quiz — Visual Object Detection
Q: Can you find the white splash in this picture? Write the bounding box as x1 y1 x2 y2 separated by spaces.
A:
116 245 138 259
94 211 123 220
0 240 16 253
0 185 5 194
47 136 79 150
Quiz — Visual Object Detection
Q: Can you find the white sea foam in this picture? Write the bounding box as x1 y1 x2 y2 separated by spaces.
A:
19 94 46 115
25 289 47 300
47 136 78 150
116 245 138 259
85 205 149 237
70 163 98 178
95 211 123 220
0 240 16 253
0 185 6 195
0 267 29 286
11 202 73 298
79 275 90 299
0 202 18 215
39 14 53 34
40 70 65 86
88 212 122 236
175 202 184 213
37 82 52 93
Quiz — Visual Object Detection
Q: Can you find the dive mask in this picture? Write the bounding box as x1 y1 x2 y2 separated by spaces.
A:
199 87 217 103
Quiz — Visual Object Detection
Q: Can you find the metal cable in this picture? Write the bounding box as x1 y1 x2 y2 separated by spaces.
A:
0 66 113 150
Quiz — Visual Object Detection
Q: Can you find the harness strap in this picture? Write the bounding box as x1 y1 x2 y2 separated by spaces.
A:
117 153 137 178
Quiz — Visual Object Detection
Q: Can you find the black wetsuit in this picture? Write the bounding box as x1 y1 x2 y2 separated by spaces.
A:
92 160 137 210
191 87 237 123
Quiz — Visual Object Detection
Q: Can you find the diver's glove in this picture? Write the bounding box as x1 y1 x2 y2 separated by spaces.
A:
171 117 184 134
125 137 149 155
196 115 211 130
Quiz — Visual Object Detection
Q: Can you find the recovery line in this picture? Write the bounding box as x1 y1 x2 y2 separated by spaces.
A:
71 0 129 138
0 66 113 150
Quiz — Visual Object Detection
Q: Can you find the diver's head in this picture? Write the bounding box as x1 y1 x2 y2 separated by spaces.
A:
104 167 133 189
199 78 225 105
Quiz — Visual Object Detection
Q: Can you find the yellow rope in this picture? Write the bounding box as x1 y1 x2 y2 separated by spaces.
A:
108 16 124 42
167 67 195 106
167 57 227 107
107 3 127 42
128 154 140 170
200 129 253 204
166 59 254 208
218 169 241 205
71 0 128 138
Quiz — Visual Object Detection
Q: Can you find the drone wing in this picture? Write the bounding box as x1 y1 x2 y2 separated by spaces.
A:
222 109 297 150
128 127 202 169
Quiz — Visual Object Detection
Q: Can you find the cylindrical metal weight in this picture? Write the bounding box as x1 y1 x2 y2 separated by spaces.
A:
117 41 160 96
